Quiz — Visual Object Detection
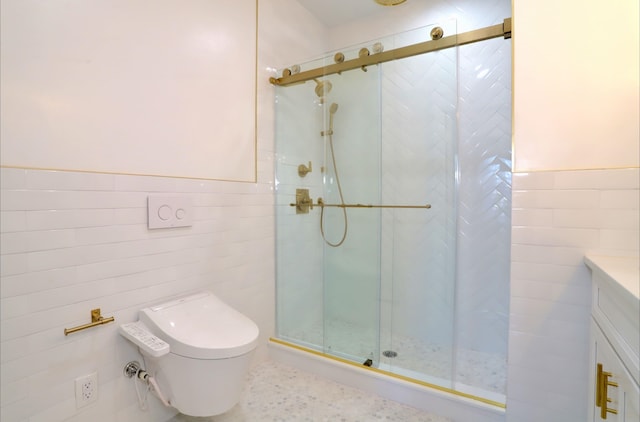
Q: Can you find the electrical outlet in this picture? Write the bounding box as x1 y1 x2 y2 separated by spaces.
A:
75 372 98 408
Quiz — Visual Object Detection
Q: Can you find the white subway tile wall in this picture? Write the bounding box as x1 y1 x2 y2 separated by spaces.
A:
507 167 639 422
0 167 275 422
0 0 326 420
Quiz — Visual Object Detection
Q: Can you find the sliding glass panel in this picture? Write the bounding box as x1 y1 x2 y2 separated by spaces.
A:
377 21 458 390
274 66 326 350
319 49 382 364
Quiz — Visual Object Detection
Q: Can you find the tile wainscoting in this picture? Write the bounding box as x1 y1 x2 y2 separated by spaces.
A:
507 167 639 422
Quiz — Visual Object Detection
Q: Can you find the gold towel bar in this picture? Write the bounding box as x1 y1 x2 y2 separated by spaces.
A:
289 200 431 209
64 308 115 336
319 203 432 209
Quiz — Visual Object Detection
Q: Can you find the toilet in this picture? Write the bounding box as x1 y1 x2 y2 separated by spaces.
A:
129 291 259 417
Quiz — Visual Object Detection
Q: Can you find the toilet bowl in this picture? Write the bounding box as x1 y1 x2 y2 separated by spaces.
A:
128 291 259 417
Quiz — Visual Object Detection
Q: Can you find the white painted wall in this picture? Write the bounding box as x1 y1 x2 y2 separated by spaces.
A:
0 0 256 182
513 0 639 171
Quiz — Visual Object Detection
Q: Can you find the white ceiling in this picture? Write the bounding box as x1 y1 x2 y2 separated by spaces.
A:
296 0 403 27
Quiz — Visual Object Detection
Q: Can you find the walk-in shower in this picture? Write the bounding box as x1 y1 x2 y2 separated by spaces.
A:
272 17 512 410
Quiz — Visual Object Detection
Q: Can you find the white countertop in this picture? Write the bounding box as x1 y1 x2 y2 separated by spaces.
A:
585 255 640 300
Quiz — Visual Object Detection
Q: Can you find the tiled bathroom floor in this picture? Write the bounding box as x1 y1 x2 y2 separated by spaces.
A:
169 360 451 422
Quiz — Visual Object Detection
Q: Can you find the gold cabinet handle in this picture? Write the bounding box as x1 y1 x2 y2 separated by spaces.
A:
596 363 603 408
596 363 618 419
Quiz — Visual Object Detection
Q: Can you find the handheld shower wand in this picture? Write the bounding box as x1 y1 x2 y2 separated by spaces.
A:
320 102 348 247
322 103 339 137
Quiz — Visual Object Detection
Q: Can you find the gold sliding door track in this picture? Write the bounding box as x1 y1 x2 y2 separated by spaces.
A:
270 18 511 87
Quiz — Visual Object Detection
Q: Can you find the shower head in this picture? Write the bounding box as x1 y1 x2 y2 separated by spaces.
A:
313 78 332 98
321 103 339 137
327 103 339 136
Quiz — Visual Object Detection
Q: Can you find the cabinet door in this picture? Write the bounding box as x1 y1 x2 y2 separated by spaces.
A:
591 320 639 421
622 366 639 422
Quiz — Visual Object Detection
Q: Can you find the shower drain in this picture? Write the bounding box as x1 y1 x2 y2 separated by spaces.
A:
382 350 398 358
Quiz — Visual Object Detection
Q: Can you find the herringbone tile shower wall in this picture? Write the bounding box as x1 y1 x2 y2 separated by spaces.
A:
456 36 512 354
366 3 513 355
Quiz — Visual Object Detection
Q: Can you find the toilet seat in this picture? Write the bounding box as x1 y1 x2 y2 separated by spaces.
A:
139 291 259 359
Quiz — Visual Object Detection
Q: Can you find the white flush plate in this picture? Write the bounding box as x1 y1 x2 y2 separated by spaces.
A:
148 195 193 229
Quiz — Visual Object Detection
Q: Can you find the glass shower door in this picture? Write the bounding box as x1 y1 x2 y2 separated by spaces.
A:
275 19 461 392
274 50 383 360
377 21 458 389
319 60 382 364
274 57 327 350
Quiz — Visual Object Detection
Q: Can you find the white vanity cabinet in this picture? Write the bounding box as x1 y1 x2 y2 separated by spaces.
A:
586 255 639 421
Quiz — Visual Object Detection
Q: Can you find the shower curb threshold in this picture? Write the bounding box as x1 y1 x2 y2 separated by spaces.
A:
268 338 506 422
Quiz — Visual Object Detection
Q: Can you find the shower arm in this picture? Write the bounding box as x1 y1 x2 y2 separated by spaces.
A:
270 18 511 87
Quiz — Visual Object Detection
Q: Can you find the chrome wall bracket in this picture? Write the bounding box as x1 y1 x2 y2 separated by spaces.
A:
123 361 141 378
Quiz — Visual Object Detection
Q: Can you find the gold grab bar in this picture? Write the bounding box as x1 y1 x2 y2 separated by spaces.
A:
64 308 115 336
290 198 431 209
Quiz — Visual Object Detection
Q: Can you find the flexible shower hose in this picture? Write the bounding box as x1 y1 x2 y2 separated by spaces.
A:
320 131 348 247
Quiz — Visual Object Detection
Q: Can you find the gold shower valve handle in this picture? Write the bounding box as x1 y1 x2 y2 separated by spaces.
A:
294 189 313 213
298 161 312 177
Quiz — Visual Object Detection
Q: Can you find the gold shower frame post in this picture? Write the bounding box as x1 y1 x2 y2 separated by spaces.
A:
269 18 511 87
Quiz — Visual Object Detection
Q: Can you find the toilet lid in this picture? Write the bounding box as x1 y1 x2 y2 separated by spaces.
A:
139 291 259 359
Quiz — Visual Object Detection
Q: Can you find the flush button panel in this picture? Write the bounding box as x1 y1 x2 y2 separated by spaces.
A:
148 195 193 229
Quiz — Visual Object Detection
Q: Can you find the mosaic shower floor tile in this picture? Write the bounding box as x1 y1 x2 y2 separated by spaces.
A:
169 361 451 422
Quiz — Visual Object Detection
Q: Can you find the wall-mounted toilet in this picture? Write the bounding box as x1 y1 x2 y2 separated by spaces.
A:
122 291 259 417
